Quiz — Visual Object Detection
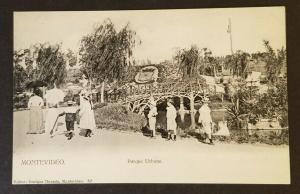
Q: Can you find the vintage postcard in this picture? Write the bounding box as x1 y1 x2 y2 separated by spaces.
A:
13 7 289 184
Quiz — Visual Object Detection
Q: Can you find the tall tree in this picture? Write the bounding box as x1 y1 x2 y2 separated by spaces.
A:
13 64 28 93
34 43 67 87
202 48 221 77
79 18 139 102
263 40 286 84
174 45 202 79
66 49 77 67
13 44 67 92
174 46 221 78
224 50 250 78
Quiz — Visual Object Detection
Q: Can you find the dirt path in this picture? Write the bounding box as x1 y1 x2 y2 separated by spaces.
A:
13 110 290 184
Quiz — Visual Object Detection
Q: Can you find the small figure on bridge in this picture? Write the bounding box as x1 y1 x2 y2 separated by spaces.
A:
198 97 214 145
148 97 158 138
166 99 177 141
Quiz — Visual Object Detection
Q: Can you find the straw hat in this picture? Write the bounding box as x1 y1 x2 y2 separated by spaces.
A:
202 97 210 103
67 100 75 105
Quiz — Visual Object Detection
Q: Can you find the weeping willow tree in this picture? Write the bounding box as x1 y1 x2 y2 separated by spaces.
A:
174 45 201 79
35 43 67 87
174 45 220 78
79 18 140 103
13 43 67 90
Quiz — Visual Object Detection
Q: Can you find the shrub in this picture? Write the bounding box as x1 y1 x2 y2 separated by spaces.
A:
13 95 30 109
213 129 289 145
94 104 147 132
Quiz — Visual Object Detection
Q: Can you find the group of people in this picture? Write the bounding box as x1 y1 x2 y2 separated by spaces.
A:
147 97 214 145
27 88 96 140
144 97 179 141
27 84 214 144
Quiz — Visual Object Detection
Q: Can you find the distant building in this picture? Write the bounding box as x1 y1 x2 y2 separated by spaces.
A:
247 58 267 72
246 57 287 80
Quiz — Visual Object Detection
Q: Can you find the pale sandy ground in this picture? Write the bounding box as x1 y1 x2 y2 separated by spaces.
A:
13 110 290 184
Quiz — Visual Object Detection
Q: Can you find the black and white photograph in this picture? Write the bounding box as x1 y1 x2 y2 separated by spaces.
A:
12 7 289 184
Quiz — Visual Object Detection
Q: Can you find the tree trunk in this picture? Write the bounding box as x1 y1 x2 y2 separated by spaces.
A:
213 66 216 77
236 98 240 130
100 81 105 103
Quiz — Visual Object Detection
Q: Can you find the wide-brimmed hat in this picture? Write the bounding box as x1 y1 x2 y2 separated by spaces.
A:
67 100 75 105
202 97 210 103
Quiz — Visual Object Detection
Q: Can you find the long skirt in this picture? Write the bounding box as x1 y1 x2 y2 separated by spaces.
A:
80 109 96 130
202 122 212 135
167 118 177 135
149 117 156 133
27 107 44 134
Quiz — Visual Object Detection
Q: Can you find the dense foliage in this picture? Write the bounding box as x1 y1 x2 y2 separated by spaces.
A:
174 45 221 78
225 81 256 129
224 50 250 78
35 44 67 87
224 40 287 130
13 43 67 92
226 78 288 130
66 49 77 67
79 18 140 84
253 79 288 127
263 40 287 84
13 63 28 93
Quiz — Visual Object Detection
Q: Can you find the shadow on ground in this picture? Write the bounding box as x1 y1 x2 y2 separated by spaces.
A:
141 126 169 139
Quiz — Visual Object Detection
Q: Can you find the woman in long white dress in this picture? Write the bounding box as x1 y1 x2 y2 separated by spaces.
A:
27 92 44 134
166 100 177 141
79 92 96 137
198 98 214 145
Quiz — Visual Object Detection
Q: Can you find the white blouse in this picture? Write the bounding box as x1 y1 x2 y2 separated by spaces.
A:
27 96 44 108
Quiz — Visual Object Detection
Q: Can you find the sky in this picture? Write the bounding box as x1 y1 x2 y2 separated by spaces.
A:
14 7 286 63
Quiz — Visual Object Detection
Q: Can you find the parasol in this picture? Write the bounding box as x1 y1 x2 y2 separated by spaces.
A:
45 88 65 105
26 80 47 89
